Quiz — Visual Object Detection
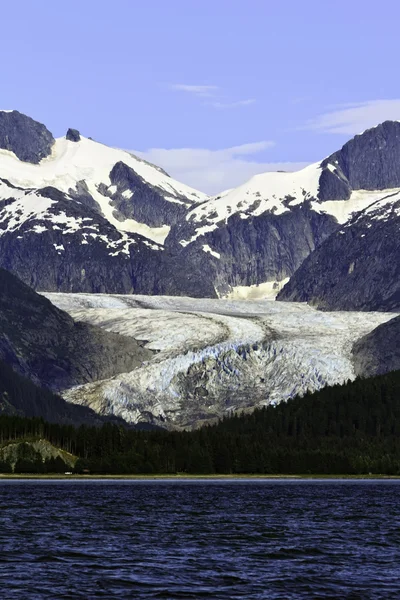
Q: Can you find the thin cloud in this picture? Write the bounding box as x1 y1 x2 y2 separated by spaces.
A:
210 99 256 109
134 141 309 195
169 84 256 108
170 84 218 97
305 99 400 135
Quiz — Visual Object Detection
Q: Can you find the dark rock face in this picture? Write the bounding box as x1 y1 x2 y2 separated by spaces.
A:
0 111 54 163
0 180 218 298
167 204 339 295
318 164 352 201
352 316 400 377
318 121 400 200
277 193 400 311
108 161 190 227
66 128 81 142
0 179 216 297
0 185 136 293
0 267 152 391
0 357 129 426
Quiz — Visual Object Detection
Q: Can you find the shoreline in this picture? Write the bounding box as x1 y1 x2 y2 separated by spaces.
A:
1 473 400 480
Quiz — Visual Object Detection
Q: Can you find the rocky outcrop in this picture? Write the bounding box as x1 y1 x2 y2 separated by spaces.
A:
0 110 54 163
168 204 338 296
0 440 77 471
317 163 352 201
325 121 400 192
107 161 191 227
277 192 400 311
66 128 81 142
318 121 400 201
0 267 152 391
352 316 400 377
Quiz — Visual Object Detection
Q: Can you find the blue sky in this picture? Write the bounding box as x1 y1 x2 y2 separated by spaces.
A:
2 0 400 193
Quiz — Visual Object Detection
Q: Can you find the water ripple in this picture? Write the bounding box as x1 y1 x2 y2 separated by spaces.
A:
1 479 400 599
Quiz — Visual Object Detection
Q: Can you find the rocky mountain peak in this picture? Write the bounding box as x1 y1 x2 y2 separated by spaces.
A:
0 110 54 164
66 128 81 142
319 120 400 201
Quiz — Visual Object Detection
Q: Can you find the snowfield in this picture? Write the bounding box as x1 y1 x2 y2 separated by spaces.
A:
0 135 207 245
180 158 400 246
44 293 397 429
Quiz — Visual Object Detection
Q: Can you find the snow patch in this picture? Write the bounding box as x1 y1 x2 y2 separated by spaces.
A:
202 244 220 259
312 188 400 224
31 225 47 234
0 190 55 234
224 278 290 300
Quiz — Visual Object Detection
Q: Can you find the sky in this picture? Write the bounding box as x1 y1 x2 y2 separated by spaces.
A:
2 0 400 194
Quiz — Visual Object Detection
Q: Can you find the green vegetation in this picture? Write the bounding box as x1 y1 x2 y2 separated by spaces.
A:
0 369 400 475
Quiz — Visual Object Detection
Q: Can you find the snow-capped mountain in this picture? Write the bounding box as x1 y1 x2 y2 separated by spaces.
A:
0 110 399 305
173 120 400 304
0 110 209 295
278 190 400 311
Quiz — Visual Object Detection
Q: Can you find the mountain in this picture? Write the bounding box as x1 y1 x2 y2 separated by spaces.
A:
0 357 127 426
277 190 400 310
277 122 400 310
352 315 400 377
171 121 400 299
1 110 399 301
0 267 151 391
0 110 212 296
0 111 399 311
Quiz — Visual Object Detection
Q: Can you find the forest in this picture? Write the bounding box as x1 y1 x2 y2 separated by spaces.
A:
1 367 400 475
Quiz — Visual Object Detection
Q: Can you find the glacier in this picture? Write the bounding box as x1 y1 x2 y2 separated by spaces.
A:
44 293 397 429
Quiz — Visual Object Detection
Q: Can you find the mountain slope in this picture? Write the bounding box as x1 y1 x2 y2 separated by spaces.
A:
0 110 211 296
277 190 400 310
0 268 152 391
0 111 400 301
169 122 400 299
0 357 124 425
0 111 206 241
352 316 400 377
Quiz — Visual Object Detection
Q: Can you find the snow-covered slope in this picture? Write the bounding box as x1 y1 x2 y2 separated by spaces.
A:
0 110 213 296
44 293 396 429
181 163 399 247
182 163 321 244
0 128 206 244
1 112 400 303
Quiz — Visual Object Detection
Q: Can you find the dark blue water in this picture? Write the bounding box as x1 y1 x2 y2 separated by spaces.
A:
0 480 400 599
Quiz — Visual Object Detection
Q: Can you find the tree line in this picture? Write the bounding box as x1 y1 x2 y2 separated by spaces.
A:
1 368 400 474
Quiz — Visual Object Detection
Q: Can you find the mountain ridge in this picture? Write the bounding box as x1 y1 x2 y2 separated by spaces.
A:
0 111 399 309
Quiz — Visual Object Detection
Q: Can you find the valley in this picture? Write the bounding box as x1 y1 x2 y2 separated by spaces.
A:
0 111 399 429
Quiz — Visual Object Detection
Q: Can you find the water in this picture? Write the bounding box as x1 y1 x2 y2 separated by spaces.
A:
0 480 400 599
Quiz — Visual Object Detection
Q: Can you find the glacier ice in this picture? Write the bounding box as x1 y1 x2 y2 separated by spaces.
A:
44 292 397 429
